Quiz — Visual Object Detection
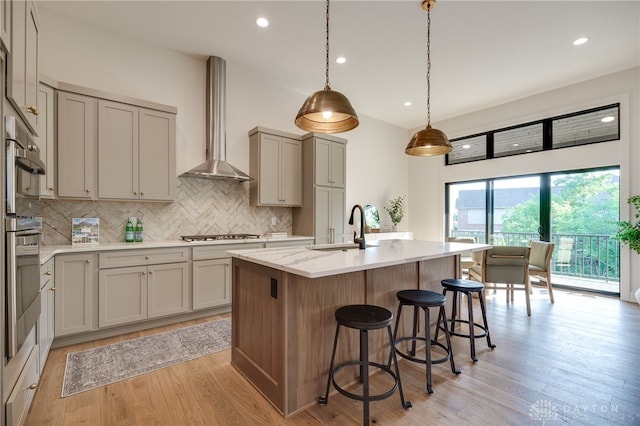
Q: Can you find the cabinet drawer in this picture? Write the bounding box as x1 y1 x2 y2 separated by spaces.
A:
264 239 313 248
99 247 190 268
192 243 264 260
40 258 54 289
6 346 39 426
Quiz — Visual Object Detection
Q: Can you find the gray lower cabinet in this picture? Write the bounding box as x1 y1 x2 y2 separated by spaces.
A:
38 258 55 369
192 259 230 310
192 243 262 310
98 248 190 328
54 253 96 337
5 346 39 426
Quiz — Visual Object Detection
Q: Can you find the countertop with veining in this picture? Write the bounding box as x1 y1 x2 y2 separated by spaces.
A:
40 235 314 264
228 239 490 279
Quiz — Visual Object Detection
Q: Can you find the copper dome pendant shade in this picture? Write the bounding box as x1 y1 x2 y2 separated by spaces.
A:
295 0 359 134
405 0 452 156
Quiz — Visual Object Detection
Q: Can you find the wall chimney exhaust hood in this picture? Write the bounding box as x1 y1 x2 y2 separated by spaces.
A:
180 56 252 182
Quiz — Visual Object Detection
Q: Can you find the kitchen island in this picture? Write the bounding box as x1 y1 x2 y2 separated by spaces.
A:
228 239 489 417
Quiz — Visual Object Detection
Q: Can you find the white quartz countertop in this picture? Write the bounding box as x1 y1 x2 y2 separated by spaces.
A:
40 235 314 264
228 239 490 279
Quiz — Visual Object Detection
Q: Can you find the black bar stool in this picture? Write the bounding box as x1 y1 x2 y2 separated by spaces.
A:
440 278 496 361
391 290 461 394
319 304 411 425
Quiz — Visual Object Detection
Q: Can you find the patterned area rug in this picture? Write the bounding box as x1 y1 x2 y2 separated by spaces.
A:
61 317 231 397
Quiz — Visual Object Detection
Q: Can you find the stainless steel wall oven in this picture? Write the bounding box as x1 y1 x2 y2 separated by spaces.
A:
5 116 44 359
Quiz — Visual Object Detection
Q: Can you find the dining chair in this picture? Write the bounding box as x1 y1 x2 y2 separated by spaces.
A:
446 236 477 276
528 241 555 303
469 246 532 316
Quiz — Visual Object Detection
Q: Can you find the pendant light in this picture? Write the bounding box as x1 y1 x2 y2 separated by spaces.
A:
405 0 452 156
295 0 359 134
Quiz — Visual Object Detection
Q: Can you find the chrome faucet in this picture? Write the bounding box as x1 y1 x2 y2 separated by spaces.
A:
349 204 366 249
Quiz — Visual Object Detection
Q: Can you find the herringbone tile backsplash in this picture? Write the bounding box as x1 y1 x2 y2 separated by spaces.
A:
18 178 293 245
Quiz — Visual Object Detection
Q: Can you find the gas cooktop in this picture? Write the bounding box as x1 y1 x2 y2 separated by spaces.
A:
181 234 261 242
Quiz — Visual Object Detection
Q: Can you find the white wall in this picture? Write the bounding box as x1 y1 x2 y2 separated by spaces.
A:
37 7 411 233
409 67 640 302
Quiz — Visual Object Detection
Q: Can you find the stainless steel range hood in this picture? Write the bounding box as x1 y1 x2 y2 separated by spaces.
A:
180 56 251 181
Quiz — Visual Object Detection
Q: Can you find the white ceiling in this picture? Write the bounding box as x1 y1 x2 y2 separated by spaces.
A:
38 1 640 130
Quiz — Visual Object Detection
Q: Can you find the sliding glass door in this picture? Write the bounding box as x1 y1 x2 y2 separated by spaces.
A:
446 167 620 294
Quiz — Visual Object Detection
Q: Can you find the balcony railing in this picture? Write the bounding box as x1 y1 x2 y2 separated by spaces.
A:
451 231 620 283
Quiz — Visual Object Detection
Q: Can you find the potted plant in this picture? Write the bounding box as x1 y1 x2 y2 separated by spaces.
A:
385 196 405 231
613 195 640 255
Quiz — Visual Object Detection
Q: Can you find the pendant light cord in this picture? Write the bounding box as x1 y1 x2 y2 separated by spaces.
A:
426 3 432 126
325 0 331 90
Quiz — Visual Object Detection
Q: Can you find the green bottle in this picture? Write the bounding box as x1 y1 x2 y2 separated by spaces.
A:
135 218 143 242
125 218 134 242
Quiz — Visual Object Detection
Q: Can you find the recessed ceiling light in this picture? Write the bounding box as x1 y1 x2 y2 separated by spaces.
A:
601 116 615 123
336 56 346 64
573 37 589 46
256 17 269 28
462 144 471 149
404 101 412 107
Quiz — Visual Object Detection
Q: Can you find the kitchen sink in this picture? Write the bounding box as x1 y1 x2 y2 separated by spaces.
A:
308 243 376 251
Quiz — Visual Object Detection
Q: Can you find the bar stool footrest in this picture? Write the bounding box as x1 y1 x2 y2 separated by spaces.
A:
394 336 452 365
449 318 489 339
330 360 399 402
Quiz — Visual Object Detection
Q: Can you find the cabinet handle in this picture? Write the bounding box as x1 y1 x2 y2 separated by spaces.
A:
28 383 38 390
149 270 153 275
145 256 150 260
51 287 56 292
142 271 146 275
85 189 90 193
25 187 29 190
86 259 91 263
140 192 144 196
27 106 39 116
133 191 137 195
44 271 52 276
48 187 54 190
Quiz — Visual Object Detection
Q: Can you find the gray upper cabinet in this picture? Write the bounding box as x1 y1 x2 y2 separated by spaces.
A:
249 127 302 207
57 91 98 199
313 136 346 188
292 133 348 243
36 82 55 198
1 0 11 53
98 100 139 199
8 0 39 134
58 86 176 201
138 108 176 201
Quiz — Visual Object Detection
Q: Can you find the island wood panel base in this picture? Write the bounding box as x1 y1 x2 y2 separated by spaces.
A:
231 255 459 417
231 259 286 414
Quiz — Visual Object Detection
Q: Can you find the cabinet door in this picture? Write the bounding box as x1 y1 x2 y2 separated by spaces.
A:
35 83 55 198
193 259 231 310
314 186 332 245
7 0 39 133
99 266 147 327
55 253 95 336
330 187 346 243
281 137 302 205
258 133 281 205
98 100 139 200
38 276 54 369
314 138 332 187
147 263 189 318
1 0 11 53
139 108 176 201
24 0 38 131
329 141 346 188
57 92 97 199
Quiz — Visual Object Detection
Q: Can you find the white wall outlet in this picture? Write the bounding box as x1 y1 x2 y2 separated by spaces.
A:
271 217 277 225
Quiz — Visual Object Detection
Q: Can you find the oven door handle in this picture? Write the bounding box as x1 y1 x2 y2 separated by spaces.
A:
6 231 18 358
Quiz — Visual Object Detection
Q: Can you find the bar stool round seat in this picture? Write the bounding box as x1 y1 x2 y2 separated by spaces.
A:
319 304 411 425
441 278 496 362
392 290 461 394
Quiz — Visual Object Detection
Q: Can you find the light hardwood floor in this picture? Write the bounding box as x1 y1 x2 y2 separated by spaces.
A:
26 288 640 425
